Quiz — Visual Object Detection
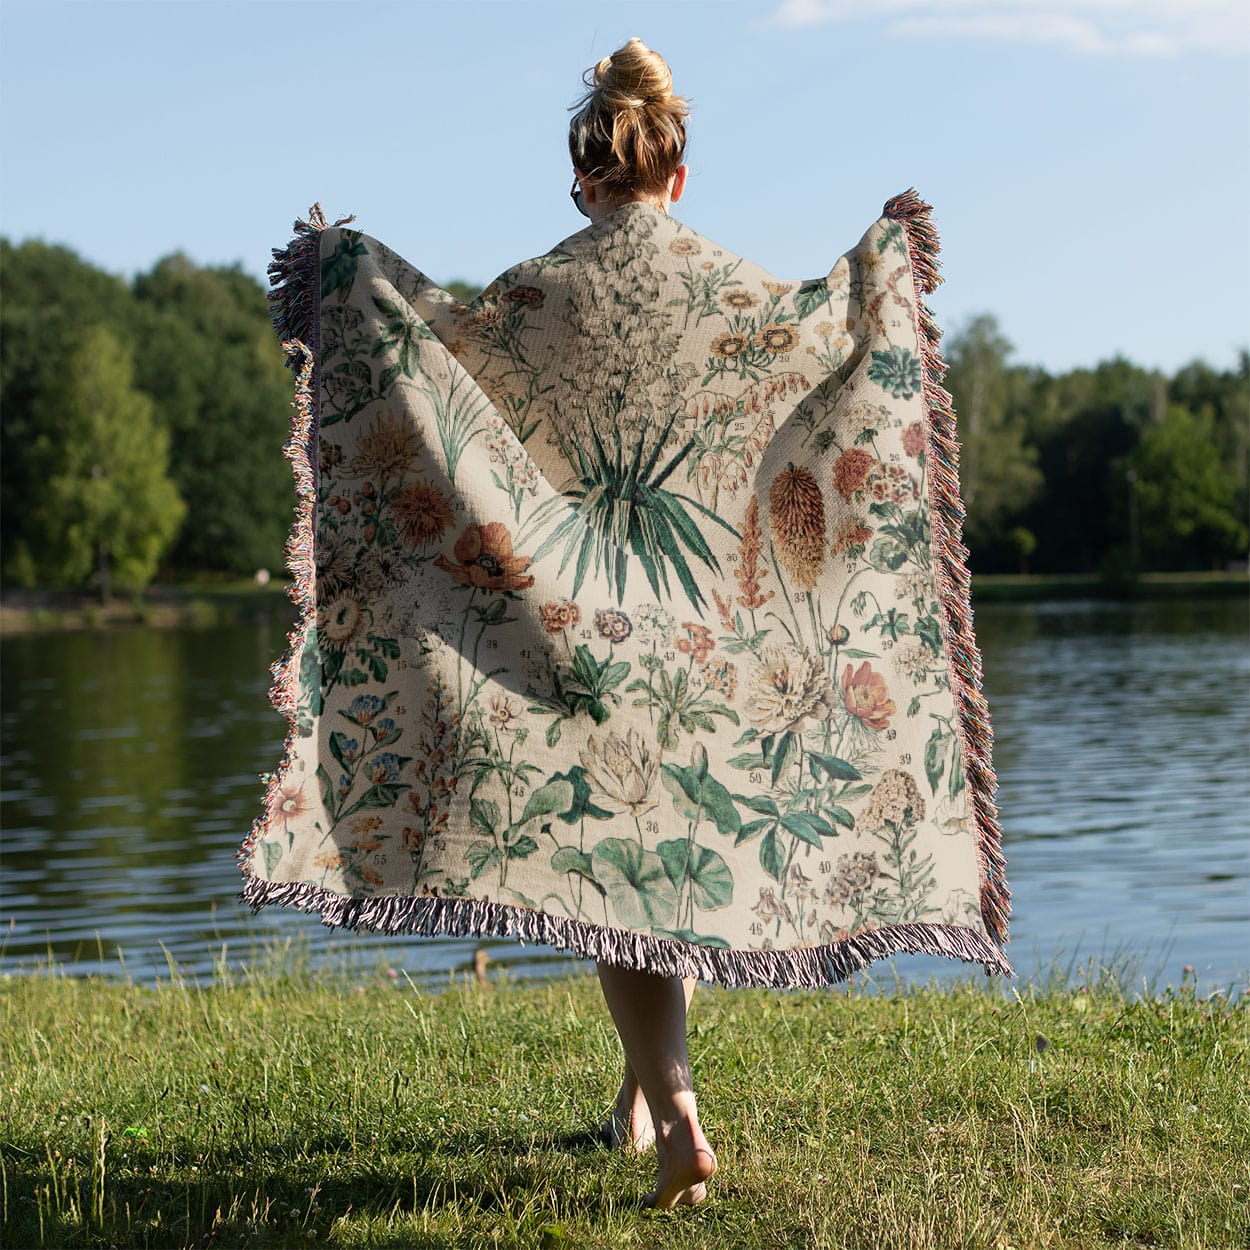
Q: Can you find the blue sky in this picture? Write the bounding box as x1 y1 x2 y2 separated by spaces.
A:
2 0 1246 374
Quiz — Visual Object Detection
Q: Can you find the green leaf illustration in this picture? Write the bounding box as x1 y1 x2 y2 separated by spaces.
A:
591 838 678 930
518 779 575 827
466 841 503 879
925 727 950 794
657 840 734 910
806 752 862 782
661 762 741 836
759 829 785 881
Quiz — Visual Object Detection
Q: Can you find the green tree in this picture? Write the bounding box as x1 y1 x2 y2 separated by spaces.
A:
943 315 1043 562
1 239 139 581
1019 357 1163 573
1129 405 1246 570
25 327 185 596
131 256 293 574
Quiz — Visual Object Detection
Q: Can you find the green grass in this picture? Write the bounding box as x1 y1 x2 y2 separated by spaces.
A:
1 960 1246 1249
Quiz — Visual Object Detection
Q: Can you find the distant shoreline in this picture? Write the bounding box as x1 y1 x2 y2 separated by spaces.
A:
1 570 1245 635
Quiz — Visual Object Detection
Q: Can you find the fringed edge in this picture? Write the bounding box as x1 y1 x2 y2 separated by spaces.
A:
882 188 1011 949
238 206 350 878
240 874 1014 988
265 203 355 361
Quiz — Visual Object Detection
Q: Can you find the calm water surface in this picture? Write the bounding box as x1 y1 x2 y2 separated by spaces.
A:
2 597 1246 991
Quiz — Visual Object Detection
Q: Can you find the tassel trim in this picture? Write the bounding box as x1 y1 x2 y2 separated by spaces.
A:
240 874 1014 988
882 188 1011 947
237 206 348 877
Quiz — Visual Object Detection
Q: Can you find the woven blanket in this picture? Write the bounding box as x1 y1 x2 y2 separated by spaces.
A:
238 191 1012 987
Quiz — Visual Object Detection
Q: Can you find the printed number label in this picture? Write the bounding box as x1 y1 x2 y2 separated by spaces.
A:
900 753 911 766
748 771 762 785
750 922 764 936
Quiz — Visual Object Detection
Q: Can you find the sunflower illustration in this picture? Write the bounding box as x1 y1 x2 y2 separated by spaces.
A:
711 331 751 361
754 322 799 355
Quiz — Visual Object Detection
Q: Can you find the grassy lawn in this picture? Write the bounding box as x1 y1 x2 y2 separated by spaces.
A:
1 961 1246 1249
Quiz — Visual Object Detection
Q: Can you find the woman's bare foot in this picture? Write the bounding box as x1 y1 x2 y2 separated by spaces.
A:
644 1116 717 1209
602 1075 655 1151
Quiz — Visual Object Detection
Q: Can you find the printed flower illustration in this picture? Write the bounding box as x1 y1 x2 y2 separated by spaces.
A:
831 517 873 557
770 464 826 590
503 284 545 308
540 599 581 633
594 608 633 644
392 480 455 548
867 346 922 399
318 593 368 647
675 621 716 663
754 323 799 355
346 694 385 725
823 852 879 906
892 641 930 684
865 461 920 506
752 887 793 925
669 237 701 256
762 281 793 297
633 603 675 647
841 661 895 730
434 521 536 592
710 331 752 361
699 656 738 698
734 496 774 610
315 530 356 600
832 448 877 502
365 753 406 785
489 693 519 730
580 727 660 816
346 410 423 481
747 643 836 734
273 781 309 827
722 289 759 310
862 769 925 829
901 420 926 459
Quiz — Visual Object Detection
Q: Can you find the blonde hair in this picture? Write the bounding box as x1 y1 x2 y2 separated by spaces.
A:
568 38 689 197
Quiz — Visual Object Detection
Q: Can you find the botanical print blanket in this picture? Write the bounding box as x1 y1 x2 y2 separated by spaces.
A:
238 191 1012 987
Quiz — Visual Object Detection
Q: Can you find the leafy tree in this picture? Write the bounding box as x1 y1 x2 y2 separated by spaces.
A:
24 326 185 596
1129 405 1246 570
943 315 1043 563
131 256 293 574
1018 357 1163 573
0 240 138 581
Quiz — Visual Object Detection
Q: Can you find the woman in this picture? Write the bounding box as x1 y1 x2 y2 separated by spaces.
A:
566 39 717 1209
242 37 1011 1213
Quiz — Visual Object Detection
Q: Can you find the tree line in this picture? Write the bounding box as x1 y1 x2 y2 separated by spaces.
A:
1 238 1245 595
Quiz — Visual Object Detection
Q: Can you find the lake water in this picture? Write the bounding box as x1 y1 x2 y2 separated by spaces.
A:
2 597 1247 994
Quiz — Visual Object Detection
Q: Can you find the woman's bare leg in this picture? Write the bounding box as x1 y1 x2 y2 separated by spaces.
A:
596 963 717 1208
602 977 696 1151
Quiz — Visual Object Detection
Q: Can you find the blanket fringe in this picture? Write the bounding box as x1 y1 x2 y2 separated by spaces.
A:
883 189 1011 947
237 206 345 875
241 873 1014 988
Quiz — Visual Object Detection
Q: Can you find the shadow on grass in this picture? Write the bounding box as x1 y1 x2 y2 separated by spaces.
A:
4 1125 639 1249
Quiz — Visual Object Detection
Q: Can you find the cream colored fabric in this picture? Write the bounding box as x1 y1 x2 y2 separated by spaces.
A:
240 198 1011 986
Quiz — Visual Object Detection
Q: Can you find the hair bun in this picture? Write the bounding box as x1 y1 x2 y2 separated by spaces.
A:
569 38 689 197
594 36 673 109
